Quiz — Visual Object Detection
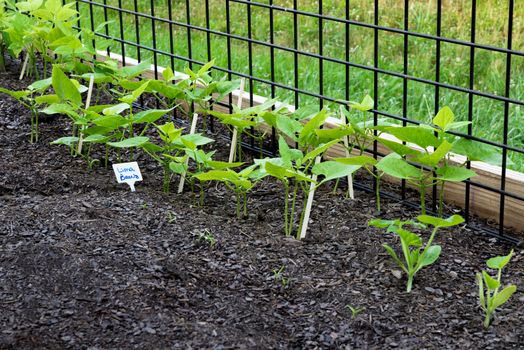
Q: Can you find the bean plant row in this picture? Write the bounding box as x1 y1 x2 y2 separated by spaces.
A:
0 0 517 329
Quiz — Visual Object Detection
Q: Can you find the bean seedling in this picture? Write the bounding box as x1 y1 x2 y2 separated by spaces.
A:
477 250 517 329
369 214 464 292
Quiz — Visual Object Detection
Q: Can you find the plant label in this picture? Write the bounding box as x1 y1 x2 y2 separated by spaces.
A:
112 162 143 192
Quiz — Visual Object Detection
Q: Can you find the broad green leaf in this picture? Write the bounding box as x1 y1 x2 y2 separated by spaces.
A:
376 153 423 180
414 140 453 167
28 77 52 91
179 133 214 147
452 138 505 166
486 250 514 270
492 285 517 309
82 134 108 143
418 245 441 268
40 103 78 117
35 94 60 105
312 161 361 185
382 244 407 272
195 170 237 182
302 139 339 164
386 126 439 149
436 165 477 182
107 136 149 148
52 65 81 106
417 214 464 228
103 103 130 116
395 228 422 247
432 106 454 131
278 137 303 164
482 271 500 290
378 138 420 157
368 219 395 228
348 94 374 112
299 109 329 142
92 115 128 129
276 114 302 140
197 59 215 76
335 155 378 166
264 161 288 180
133 108 174 124
118 60 151 78
445 121 471 131
206 160 244 170
162 66 174 81
169 161 187 174
50 136 79 146
314 126 354 142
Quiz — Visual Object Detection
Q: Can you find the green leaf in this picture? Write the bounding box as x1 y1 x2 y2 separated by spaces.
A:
162 66 175 81
378 138 420 157
50 136 79 146
52 65 81 106
206 160 244 170
335 155 378 166
382 244 407 272
416 214 464 228
477 273 486 310
28 77 52 91
302 139 339 164
133 108 174 124
278 136 303 165
376 153 423 180
482 271 500 290
264 161 288 180
103 103 130 116
436 165 477 182
107 136 149 148
386 126 439 149
276 114 303 140
432 106 454 131
414 140 453 167
299 109 329 143
368 218 396 228
418 245 441 268
179 133 214 147
395 228 422 247
169 161 187 174
452 138 505 166
348 95 374 112
314 126 354 142
118 60 151 78
82 134 109 143
92 115 128 129
492 285 517 309
486 250 514 270
312 161 361 185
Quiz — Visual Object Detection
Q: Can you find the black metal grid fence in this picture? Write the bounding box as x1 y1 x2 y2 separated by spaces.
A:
68 0 522 243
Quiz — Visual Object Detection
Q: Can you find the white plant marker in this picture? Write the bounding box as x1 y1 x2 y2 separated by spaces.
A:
228 78 245 163
77 74 95 154
19 53 29 81
113 161 143 192
340 107 354 199
177 113 199 193
299 156 321 239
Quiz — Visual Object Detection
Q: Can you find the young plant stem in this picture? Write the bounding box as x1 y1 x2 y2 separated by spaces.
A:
438 180 445 217
375 175 381 213
283 181 290 236
288 181 299 236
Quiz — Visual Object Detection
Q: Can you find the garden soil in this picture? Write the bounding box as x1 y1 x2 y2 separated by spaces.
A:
0 63 523 349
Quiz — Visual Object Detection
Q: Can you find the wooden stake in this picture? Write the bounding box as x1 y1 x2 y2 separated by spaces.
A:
77 75 95 155
177 113 199 193
299 156 321 240
19 53 29 81
340 107 354 199
228 78 245 163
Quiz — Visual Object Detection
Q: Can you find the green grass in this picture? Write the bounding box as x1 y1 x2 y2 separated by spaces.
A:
76 0 524 171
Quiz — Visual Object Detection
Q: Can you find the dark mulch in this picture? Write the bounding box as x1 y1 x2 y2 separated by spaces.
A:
0 62 523 350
